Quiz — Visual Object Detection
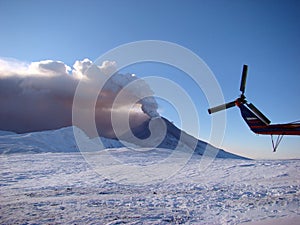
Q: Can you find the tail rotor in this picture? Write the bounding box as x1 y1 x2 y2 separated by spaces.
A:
208 64 270 125
240 64 248 96
208 64 249 114
208 101 236 114
246 103 271 125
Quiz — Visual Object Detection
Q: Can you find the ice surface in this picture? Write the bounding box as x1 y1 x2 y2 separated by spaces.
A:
0 151 299 224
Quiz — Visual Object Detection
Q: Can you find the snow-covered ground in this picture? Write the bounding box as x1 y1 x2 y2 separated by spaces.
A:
1 150 299 224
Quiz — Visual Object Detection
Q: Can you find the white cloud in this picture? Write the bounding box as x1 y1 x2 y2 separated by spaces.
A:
98 60 117 76
29 60 71 76
0 58 71 77
0 58 29 76
72 58 93 78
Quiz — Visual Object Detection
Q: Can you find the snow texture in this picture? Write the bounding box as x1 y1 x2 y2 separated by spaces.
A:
0 126 298 224
0 151 299 224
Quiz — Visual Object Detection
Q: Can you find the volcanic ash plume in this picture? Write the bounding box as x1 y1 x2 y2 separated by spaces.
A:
0 58 159 138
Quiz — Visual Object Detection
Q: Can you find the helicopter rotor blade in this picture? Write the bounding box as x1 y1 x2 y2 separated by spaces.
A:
247 103 271 125
240 64 248 95
208 101 236 114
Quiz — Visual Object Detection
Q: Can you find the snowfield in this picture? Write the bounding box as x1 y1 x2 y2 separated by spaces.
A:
1 150 299 224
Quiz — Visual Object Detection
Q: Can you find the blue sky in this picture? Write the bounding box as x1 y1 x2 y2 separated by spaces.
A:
0 0 299 159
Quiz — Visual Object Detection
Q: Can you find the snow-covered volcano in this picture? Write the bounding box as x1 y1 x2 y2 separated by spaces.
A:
0 116 246 159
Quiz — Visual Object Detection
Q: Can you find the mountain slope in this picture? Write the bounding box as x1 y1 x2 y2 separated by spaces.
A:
0 127 124 154
0 117 248 159
120 117 248 159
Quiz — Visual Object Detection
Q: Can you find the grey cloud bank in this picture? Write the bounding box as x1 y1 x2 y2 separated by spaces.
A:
0 58 158 137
